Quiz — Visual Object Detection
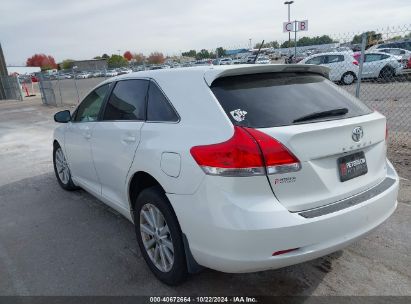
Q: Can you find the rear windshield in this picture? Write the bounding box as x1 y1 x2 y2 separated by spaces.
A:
210 72 372 128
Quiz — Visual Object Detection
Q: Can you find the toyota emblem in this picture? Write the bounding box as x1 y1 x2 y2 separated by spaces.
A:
352 126 364 142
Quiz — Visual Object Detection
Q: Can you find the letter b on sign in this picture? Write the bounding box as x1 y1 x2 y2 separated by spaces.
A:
298 20 308 31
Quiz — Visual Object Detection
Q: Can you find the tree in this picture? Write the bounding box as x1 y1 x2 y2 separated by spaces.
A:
196 49 211 60
147 52 165 64
352 31 382 47
123 51 133 61
216 47 226 58
182 50 196 58
254 41 279 49
133 53 146 64
93 56 102 59
280 35 334 48
26 54 57 70
107 54 128 68
102 53 110 59
60 59 74 70
280 40 296 48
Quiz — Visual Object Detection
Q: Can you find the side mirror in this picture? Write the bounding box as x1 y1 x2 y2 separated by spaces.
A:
54 110 71 123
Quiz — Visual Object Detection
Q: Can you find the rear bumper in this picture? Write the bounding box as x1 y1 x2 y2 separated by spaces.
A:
168 159 399 273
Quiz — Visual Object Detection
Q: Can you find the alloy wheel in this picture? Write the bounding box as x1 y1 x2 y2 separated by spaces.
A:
55 147 70 185
140 203 174 272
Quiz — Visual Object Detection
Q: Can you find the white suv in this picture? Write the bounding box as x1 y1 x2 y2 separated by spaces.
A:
299 52 359 85
53 64 399 285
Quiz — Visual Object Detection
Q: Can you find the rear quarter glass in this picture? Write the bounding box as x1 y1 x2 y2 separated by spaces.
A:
210 72 372 128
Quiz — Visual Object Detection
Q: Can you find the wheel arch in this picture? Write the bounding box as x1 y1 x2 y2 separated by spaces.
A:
128 170 203 273
53 139 60 149
128 171 166 216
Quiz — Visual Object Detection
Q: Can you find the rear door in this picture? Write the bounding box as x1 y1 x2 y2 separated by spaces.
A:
91 79 149 209
323 55 344 81
210 72 386 212
362 53 384 77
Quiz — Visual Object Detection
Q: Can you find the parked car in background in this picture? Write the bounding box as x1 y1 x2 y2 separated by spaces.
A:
76 72 92 79
104 70 118 77
255 55 271 64
117 68 133 75
53 65 398 285
92 71 104 77
299 52 359 85
376 48 411 68
353 52 404 79
217 58 233 65
374 40 411 52
246 55 256 63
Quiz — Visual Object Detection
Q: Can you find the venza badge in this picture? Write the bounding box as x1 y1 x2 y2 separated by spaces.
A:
352 126 363 142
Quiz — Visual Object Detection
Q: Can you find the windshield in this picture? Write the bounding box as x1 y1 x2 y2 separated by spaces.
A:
210 72 372 128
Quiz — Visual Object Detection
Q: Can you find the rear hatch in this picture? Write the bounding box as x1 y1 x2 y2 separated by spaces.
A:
210 72 387 212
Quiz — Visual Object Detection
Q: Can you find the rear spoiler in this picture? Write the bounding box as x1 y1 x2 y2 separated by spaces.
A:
203 64 330 86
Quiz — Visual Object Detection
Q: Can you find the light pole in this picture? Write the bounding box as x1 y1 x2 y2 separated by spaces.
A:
249 38 252 50
284 1 294 53
71 66 80 103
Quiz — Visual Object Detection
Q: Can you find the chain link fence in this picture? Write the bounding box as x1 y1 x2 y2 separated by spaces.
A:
0 75 23 101
38 25 410 155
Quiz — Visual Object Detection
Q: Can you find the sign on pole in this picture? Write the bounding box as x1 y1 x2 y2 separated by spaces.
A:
283 21 294 33
283 20 308 32
298 20 308 31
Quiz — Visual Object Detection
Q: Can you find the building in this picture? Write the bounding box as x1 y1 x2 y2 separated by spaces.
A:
70 59 108 71
0 43 8 100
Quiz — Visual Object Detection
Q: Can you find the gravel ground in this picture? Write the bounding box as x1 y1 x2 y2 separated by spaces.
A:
0 98 410 296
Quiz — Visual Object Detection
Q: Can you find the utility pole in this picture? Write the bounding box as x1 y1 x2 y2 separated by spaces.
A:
294 20 298 60
249 38 252 50
284 1 294 52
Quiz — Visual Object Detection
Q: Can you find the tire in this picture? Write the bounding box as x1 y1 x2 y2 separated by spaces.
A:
134 186 188 285
53 144 78 191
341 72 356 85
379 66 395 81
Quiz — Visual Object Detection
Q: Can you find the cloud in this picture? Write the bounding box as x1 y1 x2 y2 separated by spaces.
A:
1 0 410 65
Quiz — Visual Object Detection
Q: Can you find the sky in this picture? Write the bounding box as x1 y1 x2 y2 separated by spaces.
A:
1 0 410 65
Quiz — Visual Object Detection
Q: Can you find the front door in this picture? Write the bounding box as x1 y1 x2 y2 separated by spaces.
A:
64 84 109 195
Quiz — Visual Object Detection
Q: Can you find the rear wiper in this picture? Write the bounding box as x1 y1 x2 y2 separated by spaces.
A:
292 108 348 123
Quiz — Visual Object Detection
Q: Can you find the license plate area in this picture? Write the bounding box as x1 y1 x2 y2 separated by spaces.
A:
338 151 368 182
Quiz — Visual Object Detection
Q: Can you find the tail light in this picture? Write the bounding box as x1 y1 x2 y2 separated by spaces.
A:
190 126 301 177
353 60 359 66
272 248 299 256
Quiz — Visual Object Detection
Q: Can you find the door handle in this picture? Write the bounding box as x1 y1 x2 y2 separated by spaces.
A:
122 136 136 143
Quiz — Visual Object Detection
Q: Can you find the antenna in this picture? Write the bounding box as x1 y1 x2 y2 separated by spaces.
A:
253 40 264 64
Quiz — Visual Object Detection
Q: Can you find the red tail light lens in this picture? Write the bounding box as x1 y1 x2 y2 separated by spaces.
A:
190 126 301 176
272 248 299 256
244 128 301 174
353 60 359 66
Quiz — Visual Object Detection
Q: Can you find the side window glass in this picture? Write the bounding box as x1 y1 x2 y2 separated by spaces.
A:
103 79 149 121
326 55 343 63
365 54 381 62
74 84 109 122
147 82 179 122
306 56 323 65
